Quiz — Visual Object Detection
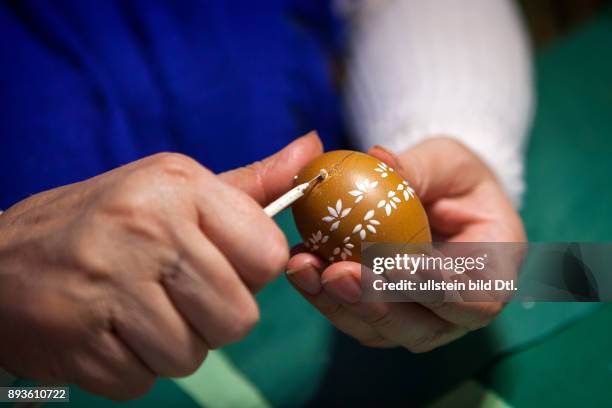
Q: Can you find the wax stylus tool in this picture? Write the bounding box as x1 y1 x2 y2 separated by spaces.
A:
264 169 327 217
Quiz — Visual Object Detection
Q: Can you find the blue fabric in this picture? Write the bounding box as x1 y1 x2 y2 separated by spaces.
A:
0 0 346 209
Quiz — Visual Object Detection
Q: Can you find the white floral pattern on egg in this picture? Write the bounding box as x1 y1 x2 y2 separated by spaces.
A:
292 150 431 263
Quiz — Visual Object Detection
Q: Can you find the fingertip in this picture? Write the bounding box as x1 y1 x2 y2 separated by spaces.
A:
320 262 362 304
288 131 324 165
299 130 323 152
286 254 325 296
370 144 426 201
320 261 361 284
287 251 326 272
217 131 324 205
367 145 402 172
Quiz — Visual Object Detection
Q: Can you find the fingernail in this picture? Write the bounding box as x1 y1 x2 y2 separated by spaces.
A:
286 263 321 295
371 145 405 173
323 273 362 304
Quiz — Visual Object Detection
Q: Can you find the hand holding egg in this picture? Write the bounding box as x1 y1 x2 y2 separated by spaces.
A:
287 138 525 353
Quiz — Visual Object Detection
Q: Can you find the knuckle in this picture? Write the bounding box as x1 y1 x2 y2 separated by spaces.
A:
113 376 156 401
244 160 268 202
256 232 289 283
65 226 109 278
79 373 156 402
166 348 208 378
159 252 188 284
98 183 157 219
107 208 166 245
150 152 203 181
234 299 260 338
222 299 260 345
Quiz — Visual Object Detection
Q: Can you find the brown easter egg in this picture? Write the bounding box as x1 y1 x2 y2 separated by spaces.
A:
292 150 431 263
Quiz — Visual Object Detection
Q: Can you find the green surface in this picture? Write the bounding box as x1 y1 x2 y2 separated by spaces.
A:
521 8 612 242
175 351 271 408
475 7 612 407
479 304 612 408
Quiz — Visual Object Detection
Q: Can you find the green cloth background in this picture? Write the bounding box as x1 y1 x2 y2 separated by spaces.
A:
475 7 612 408
16 7 612 408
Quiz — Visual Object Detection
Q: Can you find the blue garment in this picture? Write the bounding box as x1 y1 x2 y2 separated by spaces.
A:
0 0 346 209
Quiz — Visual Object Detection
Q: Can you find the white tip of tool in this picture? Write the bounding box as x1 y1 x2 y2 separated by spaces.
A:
319 169 328 180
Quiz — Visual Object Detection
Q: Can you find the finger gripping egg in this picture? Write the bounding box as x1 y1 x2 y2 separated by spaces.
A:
292 150 431 263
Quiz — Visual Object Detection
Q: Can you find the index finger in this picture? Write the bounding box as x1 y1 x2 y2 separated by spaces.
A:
193 174 289 290
369 138 494 205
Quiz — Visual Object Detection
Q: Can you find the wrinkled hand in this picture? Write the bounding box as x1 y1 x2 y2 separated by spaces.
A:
286 137 525 352
0 133 322 400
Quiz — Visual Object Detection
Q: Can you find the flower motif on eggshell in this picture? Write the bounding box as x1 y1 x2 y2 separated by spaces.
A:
322 199 352 231
374 162 394 178
305 230 328 251
352 210 381 240
377 191 402 216
330 237 356 262
348 178 379 203
397 180 415 201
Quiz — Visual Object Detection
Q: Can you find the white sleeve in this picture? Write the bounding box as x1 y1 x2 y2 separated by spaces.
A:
342 0 534 206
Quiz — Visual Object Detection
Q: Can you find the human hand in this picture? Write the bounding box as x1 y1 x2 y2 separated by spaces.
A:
286 137 525 351
0 132 322 399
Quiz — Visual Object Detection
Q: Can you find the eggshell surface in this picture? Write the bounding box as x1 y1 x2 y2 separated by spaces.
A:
292 150 431 263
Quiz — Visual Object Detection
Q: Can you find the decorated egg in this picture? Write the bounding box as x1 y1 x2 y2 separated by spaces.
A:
292 150 431 263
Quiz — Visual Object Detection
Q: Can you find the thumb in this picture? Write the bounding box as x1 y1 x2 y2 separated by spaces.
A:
367 143 434 203
369 138 492 205
218 131 324 205
367 143 425 190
